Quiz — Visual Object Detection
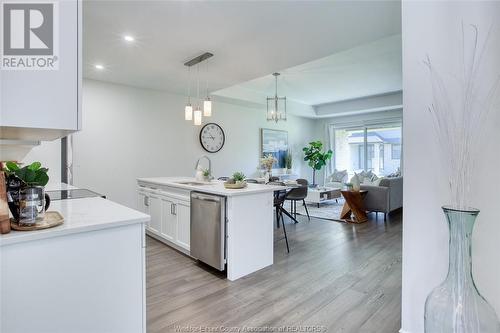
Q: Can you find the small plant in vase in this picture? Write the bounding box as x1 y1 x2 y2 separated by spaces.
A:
285 150 292 174
260 154 277 179
4 161 51 225
202 169 211 182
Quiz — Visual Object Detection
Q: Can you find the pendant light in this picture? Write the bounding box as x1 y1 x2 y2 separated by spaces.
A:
266 72 287 123
203 60 212 117
183 52 214 125
184 66 193 120
194 106 202 126
193 63 203 126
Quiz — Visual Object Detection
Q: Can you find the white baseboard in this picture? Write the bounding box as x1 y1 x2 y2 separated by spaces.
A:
399 329 411 333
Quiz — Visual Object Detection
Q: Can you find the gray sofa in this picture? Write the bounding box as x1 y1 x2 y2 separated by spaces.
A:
361 176 403 220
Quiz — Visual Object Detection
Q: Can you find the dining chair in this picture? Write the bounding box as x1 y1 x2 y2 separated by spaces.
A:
269 181 290 253
296 178 309 186
285 183 310 221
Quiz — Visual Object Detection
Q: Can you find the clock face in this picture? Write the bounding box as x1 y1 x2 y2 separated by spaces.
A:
199 123 225 153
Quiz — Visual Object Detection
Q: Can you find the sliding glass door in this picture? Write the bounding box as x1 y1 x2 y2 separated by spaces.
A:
333 127 366 177
332 123 402 177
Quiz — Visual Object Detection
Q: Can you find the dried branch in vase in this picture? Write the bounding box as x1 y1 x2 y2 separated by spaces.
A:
425 23 500 209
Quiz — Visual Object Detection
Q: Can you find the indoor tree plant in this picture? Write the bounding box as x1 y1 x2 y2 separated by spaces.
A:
302 141 332 187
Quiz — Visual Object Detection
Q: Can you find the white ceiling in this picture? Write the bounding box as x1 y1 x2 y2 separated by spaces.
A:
83 0 402 104
213 34 402 108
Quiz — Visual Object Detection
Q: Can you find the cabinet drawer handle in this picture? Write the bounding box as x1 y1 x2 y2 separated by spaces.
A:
144 196 149 207
172 203 177 215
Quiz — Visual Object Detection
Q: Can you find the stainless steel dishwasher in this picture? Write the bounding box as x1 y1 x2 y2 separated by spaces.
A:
190 191 226 271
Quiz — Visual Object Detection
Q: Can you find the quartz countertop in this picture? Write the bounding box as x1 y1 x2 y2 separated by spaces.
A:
137 177 284 197
0 195 149 246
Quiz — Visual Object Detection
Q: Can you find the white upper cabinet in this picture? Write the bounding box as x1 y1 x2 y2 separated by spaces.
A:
0 0 82 141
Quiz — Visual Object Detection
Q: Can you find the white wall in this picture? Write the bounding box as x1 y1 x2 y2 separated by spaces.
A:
402 2 500 333
20 140 61 185
72 79 318 208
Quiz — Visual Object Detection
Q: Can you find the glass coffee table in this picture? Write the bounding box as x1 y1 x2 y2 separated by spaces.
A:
305 187 341 208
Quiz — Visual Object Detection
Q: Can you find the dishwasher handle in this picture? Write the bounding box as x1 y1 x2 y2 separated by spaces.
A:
191 192 222 202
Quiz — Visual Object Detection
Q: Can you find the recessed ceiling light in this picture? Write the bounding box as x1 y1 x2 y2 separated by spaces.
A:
94 64 104 70
123 35 135 42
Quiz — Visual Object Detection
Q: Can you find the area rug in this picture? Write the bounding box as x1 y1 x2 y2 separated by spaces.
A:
293 199 345 222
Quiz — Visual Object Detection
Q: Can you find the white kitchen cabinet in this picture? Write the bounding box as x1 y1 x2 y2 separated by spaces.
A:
1 196 148 333
148 193 162 234
137 177 280 281
137 191 149 214
137 185 191 252
0 0 82 141
176 201 191 250
160 197 176 242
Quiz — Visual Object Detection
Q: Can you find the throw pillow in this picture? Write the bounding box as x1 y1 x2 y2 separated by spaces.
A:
358 170 367 183
387 167 402 178
330 169 347 182
373 177 384 186
362 177 373 185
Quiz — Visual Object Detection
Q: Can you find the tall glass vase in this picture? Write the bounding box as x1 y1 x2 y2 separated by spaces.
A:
424 206 500 333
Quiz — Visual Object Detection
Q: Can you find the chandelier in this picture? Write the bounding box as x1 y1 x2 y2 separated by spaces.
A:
184 52 213 125
266 72 287 122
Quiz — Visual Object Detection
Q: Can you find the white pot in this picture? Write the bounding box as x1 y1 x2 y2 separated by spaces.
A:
350 173 361 191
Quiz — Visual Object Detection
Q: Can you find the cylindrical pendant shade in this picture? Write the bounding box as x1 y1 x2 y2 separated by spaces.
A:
185 104 193 120
203 98 212 117
194 108 202 126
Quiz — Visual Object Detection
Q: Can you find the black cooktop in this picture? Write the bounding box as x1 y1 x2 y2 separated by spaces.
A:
46 189 106 201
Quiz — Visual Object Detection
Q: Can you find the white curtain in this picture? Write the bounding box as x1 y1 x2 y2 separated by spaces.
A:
324 123 335 184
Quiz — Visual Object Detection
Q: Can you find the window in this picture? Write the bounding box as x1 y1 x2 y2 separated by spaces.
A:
332 123 401 177
392 144 401 160
333 128 365 175
379 145 384 171
367 144 374 170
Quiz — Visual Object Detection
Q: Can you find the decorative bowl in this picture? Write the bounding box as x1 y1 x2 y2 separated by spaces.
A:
223 181 247 189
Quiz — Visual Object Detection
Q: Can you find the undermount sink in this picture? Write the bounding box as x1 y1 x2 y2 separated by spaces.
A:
175 181 211 186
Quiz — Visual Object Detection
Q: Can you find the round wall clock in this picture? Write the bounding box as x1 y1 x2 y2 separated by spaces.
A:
199 123 225 153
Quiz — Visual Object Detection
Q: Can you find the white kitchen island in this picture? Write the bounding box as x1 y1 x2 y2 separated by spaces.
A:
137 177 283 281
0 193 150 333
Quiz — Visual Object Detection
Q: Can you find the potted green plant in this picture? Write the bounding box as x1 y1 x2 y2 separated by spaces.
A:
302 141 333 187
285 150 292 174
202 168 212 182
232 172 246 184
224 172 247 189
4 161 50 225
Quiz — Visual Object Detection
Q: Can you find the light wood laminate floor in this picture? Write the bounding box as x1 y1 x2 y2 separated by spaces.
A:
147 211 402 333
